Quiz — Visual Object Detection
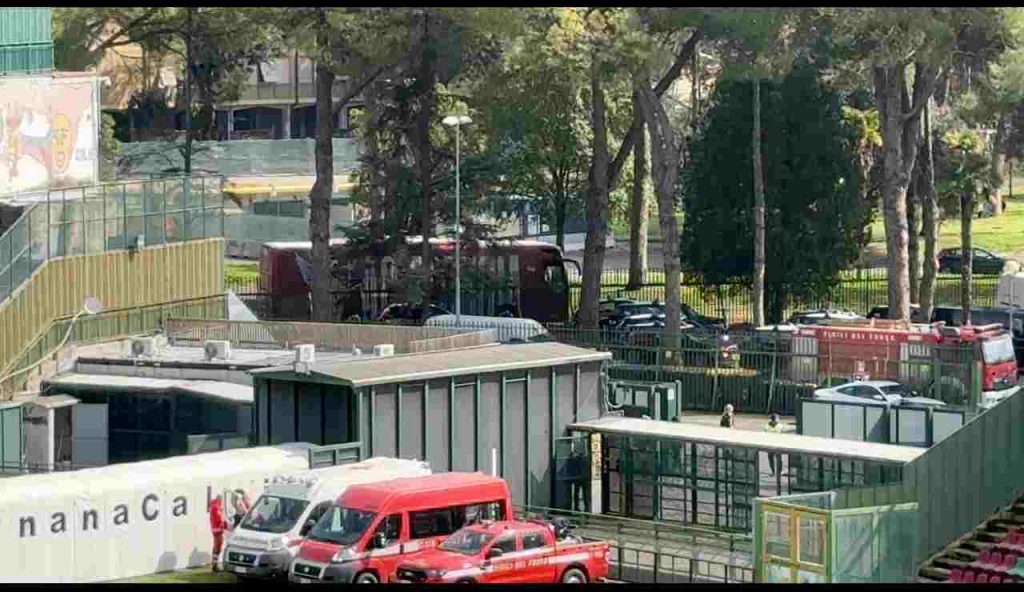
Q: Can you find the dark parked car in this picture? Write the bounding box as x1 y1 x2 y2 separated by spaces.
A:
937 247 1008 275
376 302 451 324
867 305 927 323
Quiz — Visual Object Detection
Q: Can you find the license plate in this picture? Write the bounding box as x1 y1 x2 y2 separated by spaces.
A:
234 567 248 574
295 577 311 584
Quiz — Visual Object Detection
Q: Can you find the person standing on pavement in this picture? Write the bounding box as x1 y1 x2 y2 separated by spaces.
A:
719 404 735 428
765 413 783 476
209 494 228 572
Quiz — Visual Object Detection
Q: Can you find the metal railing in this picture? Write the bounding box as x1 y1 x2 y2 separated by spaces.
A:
517 504 754 583
164 318 495 354
0 295 228 397
186 433 253 454
567 268 1001 326
0 176 224 306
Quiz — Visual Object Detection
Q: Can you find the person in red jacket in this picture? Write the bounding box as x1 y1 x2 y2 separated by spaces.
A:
209 495 228 572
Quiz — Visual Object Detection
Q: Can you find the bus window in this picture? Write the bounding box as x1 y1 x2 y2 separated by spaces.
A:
545 264 568 294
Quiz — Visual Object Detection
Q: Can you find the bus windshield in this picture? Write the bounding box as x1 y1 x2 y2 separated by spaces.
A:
307 506 377 546
983 337 1016 365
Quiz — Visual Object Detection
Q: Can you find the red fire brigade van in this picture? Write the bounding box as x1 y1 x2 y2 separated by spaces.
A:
785 319 1018 409
288 472 514 584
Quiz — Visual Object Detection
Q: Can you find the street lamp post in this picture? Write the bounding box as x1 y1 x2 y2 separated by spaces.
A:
442 114 472 325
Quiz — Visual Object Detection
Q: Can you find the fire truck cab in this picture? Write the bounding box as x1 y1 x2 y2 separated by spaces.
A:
788 319 1018 411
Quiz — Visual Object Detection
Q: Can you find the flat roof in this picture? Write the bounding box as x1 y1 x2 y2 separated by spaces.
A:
79 345 357 369
44 373 254 405
569 416 925 464
253 342 612 387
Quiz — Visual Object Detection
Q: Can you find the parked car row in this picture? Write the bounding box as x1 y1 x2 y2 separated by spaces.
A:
223 469 610 584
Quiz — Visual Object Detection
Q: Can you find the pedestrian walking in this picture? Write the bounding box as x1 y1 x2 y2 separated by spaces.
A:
765 413 783 476
719 404 735 428
209 494 228 572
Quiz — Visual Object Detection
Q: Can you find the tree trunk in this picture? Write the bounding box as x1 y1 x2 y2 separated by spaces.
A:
961 191 973 325
628 104 649 290
636 82 682 341
183 8 194 175
991 113 1007 216
414 17 435 303
577 59 611 330
1010 157 1015 199
752 78 766 327
907 184 921 304
309 21 336 322
555 193 567 252
919 101 939 321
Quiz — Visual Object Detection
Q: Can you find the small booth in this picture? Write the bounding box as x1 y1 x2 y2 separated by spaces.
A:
753 486 920 583
564 416 923 533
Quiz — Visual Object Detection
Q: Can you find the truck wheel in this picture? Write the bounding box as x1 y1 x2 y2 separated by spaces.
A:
561 568 588 583
456 578 476 584
354 572 379 584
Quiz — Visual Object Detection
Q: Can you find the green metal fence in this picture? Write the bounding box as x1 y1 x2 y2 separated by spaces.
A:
517 504 754 583
546 328 978 416
568 267 1001 325
0 176 225 305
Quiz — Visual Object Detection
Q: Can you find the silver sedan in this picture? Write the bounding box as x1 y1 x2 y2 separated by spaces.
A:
812 380 947 407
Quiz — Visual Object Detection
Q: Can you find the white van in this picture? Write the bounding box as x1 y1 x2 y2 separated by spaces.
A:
223 457 430 579
424 314 550 343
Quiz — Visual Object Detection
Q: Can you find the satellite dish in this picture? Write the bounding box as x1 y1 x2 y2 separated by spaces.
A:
82 297 103 316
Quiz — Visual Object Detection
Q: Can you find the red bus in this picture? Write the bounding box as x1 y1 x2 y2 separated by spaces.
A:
258 237 577 323
289 472 514 584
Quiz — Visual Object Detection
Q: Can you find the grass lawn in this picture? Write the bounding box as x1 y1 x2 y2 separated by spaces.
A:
113 567 239 584
866 194 1024 263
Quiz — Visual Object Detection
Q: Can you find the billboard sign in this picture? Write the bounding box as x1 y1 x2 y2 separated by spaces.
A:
0 73 100 196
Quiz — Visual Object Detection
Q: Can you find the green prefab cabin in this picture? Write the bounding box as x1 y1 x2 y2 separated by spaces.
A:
249 341 611 507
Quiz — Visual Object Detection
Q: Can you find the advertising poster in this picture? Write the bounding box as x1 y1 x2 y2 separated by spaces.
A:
0 73 100 195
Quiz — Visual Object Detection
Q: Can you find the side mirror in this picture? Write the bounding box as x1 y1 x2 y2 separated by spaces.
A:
300 519 316 536
485 547 504 560
372 532 388 550
873 395 886 402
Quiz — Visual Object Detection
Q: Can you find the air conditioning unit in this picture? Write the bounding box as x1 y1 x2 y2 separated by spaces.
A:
204 340 232 361
373 344 395 357
294 344 316 364
131 337 158 358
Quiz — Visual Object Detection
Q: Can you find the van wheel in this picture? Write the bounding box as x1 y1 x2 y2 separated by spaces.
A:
354 572 379 584
456 578 475 584
561 568 588 583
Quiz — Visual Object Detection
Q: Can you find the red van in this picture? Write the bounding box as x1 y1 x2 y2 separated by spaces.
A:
288 472 513 584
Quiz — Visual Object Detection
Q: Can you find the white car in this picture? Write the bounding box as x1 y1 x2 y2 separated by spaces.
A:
812 380 947 407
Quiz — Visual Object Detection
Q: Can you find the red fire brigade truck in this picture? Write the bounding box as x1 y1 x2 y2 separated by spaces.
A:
780 319 1019 410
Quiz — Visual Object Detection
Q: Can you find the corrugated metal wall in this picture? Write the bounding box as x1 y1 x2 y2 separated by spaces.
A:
254 360 605 507
0 238 225 372
829 387 1024 567
904 387 1024 562
0 8 53 74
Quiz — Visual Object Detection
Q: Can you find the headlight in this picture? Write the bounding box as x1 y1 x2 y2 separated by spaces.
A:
331 547 358 564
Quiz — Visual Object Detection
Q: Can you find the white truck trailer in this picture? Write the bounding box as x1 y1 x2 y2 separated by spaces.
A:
0 443 316 583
